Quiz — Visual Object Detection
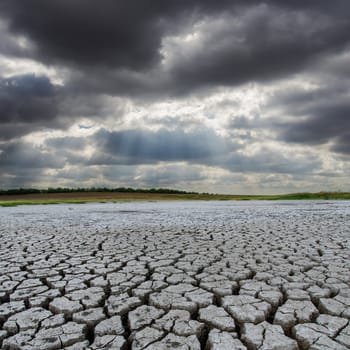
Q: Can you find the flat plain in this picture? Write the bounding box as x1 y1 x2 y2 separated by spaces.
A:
0 200 350 349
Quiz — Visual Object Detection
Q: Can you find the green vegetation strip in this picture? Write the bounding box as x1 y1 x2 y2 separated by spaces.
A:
0 200 88 207
0 190 349 207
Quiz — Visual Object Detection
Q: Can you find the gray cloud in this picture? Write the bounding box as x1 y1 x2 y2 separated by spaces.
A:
131 165 207 188
0 20 31 58
48 129 320 177
280 104 350 147
89 128 232 165
0 141 64 169
222 151 321 175
1 1 349 97
0 74 58 122
0 74 63 139
166 5 350 94
46 136 87 151
0 73 126 140
332 133 350 155
0 1 166 70
269 83 350 154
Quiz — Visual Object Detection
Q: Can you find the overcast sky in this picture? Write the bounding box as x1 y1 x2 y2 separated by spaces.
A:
0 1 349 194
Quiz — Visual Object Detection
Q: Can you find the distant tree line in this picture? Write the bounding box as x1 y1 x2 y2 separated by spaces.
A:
0 187 201 195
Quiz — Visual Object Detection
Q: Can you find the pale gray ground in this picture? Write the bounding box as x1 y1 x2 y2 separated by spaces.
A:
0 200 350 349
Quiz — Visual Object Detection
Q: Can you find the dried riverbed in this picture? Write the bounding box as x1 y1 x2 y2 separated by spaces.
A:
0 200 350 349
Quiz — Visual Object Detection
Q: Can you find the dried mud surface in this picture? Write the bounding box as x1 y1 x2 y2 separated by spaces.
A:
0 200 350 349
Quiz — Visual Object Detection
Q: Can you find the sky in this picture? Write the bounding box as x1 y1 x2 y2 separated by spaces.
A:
0 1 349 194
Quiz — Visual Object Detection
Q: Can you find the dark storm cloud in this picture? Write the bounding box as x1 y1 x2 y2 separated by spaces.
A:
0 1 161 69
44 136 89 165
168 7 350 93
280 104 350 146
222 151 321 175
89 128 231 165
0 140 68 188
0 73 123 140
269 84 350 155
65 2 350 97
0 74 62 139
0 74 57 123
332 133 350 156
0 21 30 58
1 0 217 70
0 141 64 169
1 1 349 95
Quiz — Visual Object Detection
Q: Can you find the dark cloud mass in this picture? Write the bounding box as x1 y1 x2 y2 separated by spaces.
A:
281 105 350 147
1 1 165 69
0 74 57 123
0 74 61 139
269 85 350 154
1 1 350 91
0 1 349 190
168 7 350 92
90 128 231 165
0 74 122 140
0 141 63 169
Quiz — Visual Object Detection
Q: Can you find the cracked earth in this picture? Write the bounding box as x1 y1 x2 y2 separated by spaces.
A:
0 200 350 349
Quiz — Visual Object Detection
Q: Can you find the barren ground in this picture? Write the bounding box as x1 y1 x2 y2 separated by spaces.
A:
0 201 349 349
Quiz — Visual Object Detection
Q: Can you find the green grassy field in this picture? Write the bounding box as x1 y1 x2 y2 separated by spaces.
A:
0 191 350 207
